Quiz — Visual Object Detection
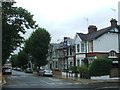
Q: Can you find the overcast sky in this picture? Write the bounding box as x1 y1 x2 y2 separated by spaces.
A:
15 0 120 43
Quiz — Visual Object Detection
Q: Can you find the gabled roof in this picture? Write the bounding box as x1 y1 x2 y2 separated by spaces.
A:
77 26 115 41
50 43 60 50
67 38 74 46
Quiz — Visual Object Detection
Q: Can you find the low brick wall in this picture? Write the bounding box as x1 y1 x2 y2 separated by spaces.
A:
52 69 62 76
110 68 119 77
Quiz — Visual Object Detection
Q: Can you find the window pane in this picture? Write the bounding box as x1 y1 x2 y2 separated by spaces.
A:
77 44 79 52
81 43 84 52
77 60 79 66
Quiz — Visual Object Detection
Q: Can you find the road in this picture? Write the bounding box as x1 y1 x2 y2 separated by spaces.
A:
2 70 120 90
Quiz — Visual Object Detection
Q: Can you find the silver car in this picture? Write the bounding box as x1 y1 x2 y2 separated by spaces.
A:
38 69 53 77
2 67 12 75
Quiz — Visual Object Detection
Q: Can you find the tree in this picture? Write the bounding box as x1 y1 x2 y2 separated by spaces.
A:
2 2 37 65
17 49 29 69
24 28 51 67
10 54 18 67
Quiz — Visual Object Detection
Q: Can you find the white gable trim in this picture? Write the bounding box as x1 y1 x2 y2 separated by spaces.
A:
74 33 82 44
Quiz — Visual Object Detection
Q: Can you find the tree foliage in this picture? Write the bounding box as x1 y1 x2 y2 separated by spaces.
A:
17 49 28 68
10 54 18 67
2 2 37 65
89 59 112 76
10 49 29 68
24 28 51 67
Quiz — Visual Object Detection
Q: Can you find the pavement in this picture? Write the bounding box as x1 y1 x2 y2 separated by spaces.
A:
33 71 120 85
53 73 120 85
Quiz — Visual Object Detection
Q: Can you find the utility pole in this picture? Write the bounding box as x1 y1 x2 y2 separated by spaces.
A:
0 1 2 75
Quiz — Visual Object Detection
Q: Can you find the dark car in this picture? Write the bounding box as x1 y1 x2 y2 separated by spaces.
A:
24 68 33 73
38 68 53 77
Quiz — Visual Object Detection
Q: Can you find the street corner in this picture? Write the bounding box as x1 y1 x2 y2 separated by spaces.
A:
2 76 6 85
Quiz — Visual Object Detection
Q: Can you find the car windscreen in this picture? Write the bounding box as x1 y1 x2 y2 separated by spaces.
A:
3 67 11 69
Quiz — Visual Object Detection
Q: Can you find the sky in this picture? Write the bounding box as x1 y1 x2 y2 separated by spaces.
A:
15 0 120 43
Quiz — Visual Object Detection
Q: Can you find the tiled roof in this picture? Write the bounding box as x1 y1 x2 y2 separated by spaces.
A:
77 26 113 41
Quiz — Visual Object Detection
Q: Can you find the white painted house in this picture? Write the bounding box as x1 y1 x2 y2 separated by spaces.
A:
74 33 86 66
74 18 120 66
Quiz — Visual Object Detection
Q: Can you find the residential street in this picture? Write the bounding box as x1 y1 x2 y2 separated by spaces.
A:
2 70 120 90
1 1 120 90
2 70 91 89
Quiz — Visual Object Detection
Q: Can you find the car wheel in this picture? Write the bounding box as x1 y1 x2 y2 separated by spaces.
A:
9 72 12 75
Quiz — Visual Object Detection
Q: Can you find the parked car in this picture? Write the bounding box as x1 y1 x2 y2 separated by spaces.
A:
2 67 12 75
38 68 53 77
24 68 33 73
12 67 17 70
16 67 22 71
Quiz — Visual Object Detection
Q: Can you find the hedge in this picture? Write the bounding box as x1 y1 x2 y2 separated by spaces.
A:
89 58 112 76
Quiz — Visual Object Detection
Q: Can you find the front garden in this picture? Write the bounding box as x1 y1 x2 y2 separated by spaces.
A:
68 58 112 79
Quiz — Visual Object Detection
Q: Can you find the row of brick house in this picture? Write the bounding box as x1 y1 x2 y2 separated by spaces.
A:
47 18 120 72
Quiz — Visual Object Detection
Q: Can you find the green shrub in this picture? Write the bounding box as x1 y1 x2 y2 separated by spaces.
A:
78 65 88 73
78 65 89 79
89 59 112 76
69 66 79 73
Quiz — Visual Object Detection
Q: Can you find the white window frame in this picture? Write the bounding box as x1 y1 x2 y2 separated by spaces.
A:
81 42 85 52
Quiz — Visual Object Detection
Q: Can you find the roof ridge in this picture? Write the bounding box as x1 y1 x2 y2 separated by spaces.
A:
77 26 114 41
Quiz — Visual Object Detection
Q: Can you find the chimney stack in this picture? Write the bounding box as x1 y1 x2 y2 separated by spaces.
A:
110 18 117 28
88 25 97 34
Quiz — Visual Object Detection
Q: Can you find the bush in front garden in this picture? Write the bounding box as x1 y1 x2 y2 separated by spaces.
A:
70 66 79 73
78 65 89 78
89 58 112 76
69 66 79 77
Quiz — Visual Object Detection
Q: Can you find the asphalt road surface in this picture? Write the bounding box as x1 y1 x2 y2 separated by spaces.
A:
2 70 120 90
